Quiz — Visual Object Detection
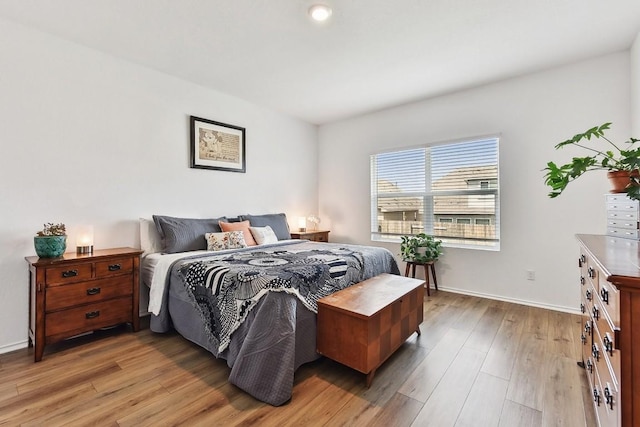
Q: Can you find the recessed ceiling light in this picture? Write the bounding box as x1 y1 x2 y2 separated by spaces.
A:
308 4 332 22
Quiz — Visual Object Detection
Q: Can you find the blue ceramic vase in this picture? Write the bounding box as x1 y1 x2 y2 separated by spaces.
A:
34 235 67 258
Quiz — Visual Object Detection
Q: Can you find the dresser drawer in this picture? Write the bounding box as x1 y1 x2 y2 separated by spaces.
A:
45 297 132 339
606 228 640 239
45 276 133 312
45 263 93 286
598 278 620 326
606 210 639 221
593 308 620 387
606 219 638 230
606 194 639 205
95 257 133 278
593 359 620 427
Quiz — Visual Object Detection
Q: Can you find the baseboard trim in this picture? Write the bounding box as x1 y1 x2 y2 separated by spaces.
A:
0 340 29 355
437 286 581 315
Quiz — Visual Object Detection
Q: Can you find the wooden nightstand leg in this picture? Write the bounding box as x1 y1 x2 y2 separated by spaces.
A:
404 263 410 277
411 264 417 278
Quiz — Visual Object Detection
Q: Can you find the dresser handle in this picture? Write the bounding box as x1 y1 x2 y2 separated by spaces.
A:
592 306 599 321
593 387 601 406
600 288 609 305
584 321 591 336
580 334 586 345
85 310 100 319
587 267 595 279
86 287 101 296
580 303 585 314
61 269 78 278
586 359 593 374
108 264 122 271
585 289 592 301
592 343 600 362
604 385 614 410
580 254 586 265
604 333 614 356
580 276 585 285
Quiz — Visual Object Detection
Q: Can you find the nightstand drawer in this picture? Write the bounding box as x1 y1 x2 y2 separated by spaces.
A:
95 257 133 278
46 276 133 312
46 263 93 286
45 297 132 338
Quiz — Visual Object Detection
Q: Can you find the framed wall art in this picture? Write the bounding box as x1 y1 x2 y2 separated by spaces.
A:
190 115 246 173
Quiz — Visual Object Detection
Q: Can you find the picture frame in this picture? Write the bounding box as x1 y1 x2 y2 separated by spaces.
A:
190 115 246 173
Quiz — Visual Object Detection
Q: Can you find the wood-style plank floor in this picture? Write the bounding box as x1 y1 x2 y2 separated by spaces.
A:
0 291 597 426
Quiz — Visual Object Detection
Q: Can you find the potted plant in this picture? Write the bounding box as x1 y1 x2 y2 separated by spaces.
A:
543 123 640 200
34 222 67 258
400 233 443 263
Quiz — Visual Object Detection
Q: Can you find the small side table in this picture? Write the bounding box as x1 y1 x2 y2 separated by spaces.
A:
404 260 438 296
290 230 330 242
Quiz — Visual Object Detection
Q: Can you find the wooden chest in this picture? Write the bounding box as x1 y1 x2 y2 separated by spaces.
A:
316 273 424 386
26 247 143 362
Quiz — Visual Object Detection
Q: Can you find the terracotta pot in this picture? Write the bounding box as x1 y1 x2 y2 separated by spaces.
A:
607 170 640 193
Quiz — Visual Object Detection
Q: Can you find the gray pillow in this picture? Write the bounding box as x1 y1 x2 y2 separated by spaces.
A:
239 213 291 240
152 215 226 253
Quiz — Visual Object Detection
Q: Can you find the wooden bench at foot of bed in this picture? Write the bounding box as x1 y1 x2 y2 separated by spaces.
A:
316 273 425 386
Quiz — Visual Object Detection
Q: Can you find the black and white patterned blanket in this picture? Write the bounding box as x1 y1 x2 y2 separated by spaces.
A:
178 247 366 353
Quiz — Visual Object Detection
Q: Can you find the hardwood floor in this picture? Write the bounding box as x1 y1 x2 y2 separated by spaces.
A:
0 291 597 426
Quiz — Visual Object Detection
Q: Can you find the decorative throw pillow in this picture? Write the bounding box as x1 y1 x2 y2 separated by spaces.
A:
239 213 291 240
250 226 278 245
205 231 247 251
139 218 163 255
218 220 257 246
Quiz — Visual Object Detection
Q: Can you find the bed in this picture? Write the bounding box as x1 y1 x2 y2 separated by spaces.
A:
141 214 400 406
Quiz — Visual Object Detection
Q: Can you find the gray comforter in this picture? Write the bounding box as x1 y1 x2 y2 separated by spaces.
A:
150 240 399 405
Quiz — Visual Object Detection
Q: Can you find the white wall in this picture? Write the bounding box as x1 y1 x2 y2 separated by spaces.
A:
318 52 631 312
631 32 640 136
0 20 318 353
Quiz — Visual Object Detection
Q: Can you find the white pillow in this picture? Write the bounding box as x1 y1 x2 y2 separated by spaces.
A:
205 231 247 251
250 226 278 245
140 218 163 255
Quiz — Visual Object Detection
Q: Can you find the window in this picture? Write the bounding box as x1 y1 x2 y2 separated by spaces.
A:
370 136 500 249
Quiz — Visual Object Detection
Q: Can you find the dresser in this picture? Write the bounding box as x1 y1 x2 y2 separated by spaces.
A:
577 234 640 427
25 247 143 362
605 194 640 239
290 230 330 242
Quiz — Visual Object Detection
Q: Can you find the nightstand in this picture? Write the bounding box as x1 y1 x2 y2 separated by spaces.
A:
290 230 330 242
25 247 143 362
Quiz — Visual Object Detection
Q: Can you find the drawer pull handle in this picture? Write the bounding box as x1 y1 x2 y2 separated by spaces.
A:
604 333 614 356
580 254 586 265
580 334 586 345
584 321 591 336
587 267 595 279
592 343 600 362
586 359 593 374
580 303 585 314
86 287 101 296
593 387 601 406
62 269 78 278
600 288 609 305
85 310 100 319
108 264 122 271
604 384 614 410
592 306 599 321
585 289 592 301
580 276 585 285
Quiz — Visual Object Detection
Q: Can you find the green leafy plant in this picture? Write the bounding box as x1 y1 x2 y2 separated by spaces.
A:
400 233 442 263
36 222 66 236
543 123 640 200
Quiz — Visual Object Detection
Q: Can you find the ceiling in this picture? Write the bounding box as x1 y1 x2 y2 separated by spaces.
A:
1 1 640 125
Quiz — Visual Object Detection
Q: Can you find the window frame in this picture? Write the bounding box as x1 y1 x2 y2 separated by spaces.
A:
370 135 500 251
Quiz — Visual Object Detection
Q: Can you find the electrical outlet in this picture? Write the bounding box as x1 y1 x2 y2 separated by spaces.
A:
526 270 535 281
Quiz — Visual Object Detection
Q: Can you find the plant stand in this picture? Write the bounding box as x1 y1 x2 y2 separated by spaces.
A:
404 260 438 296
